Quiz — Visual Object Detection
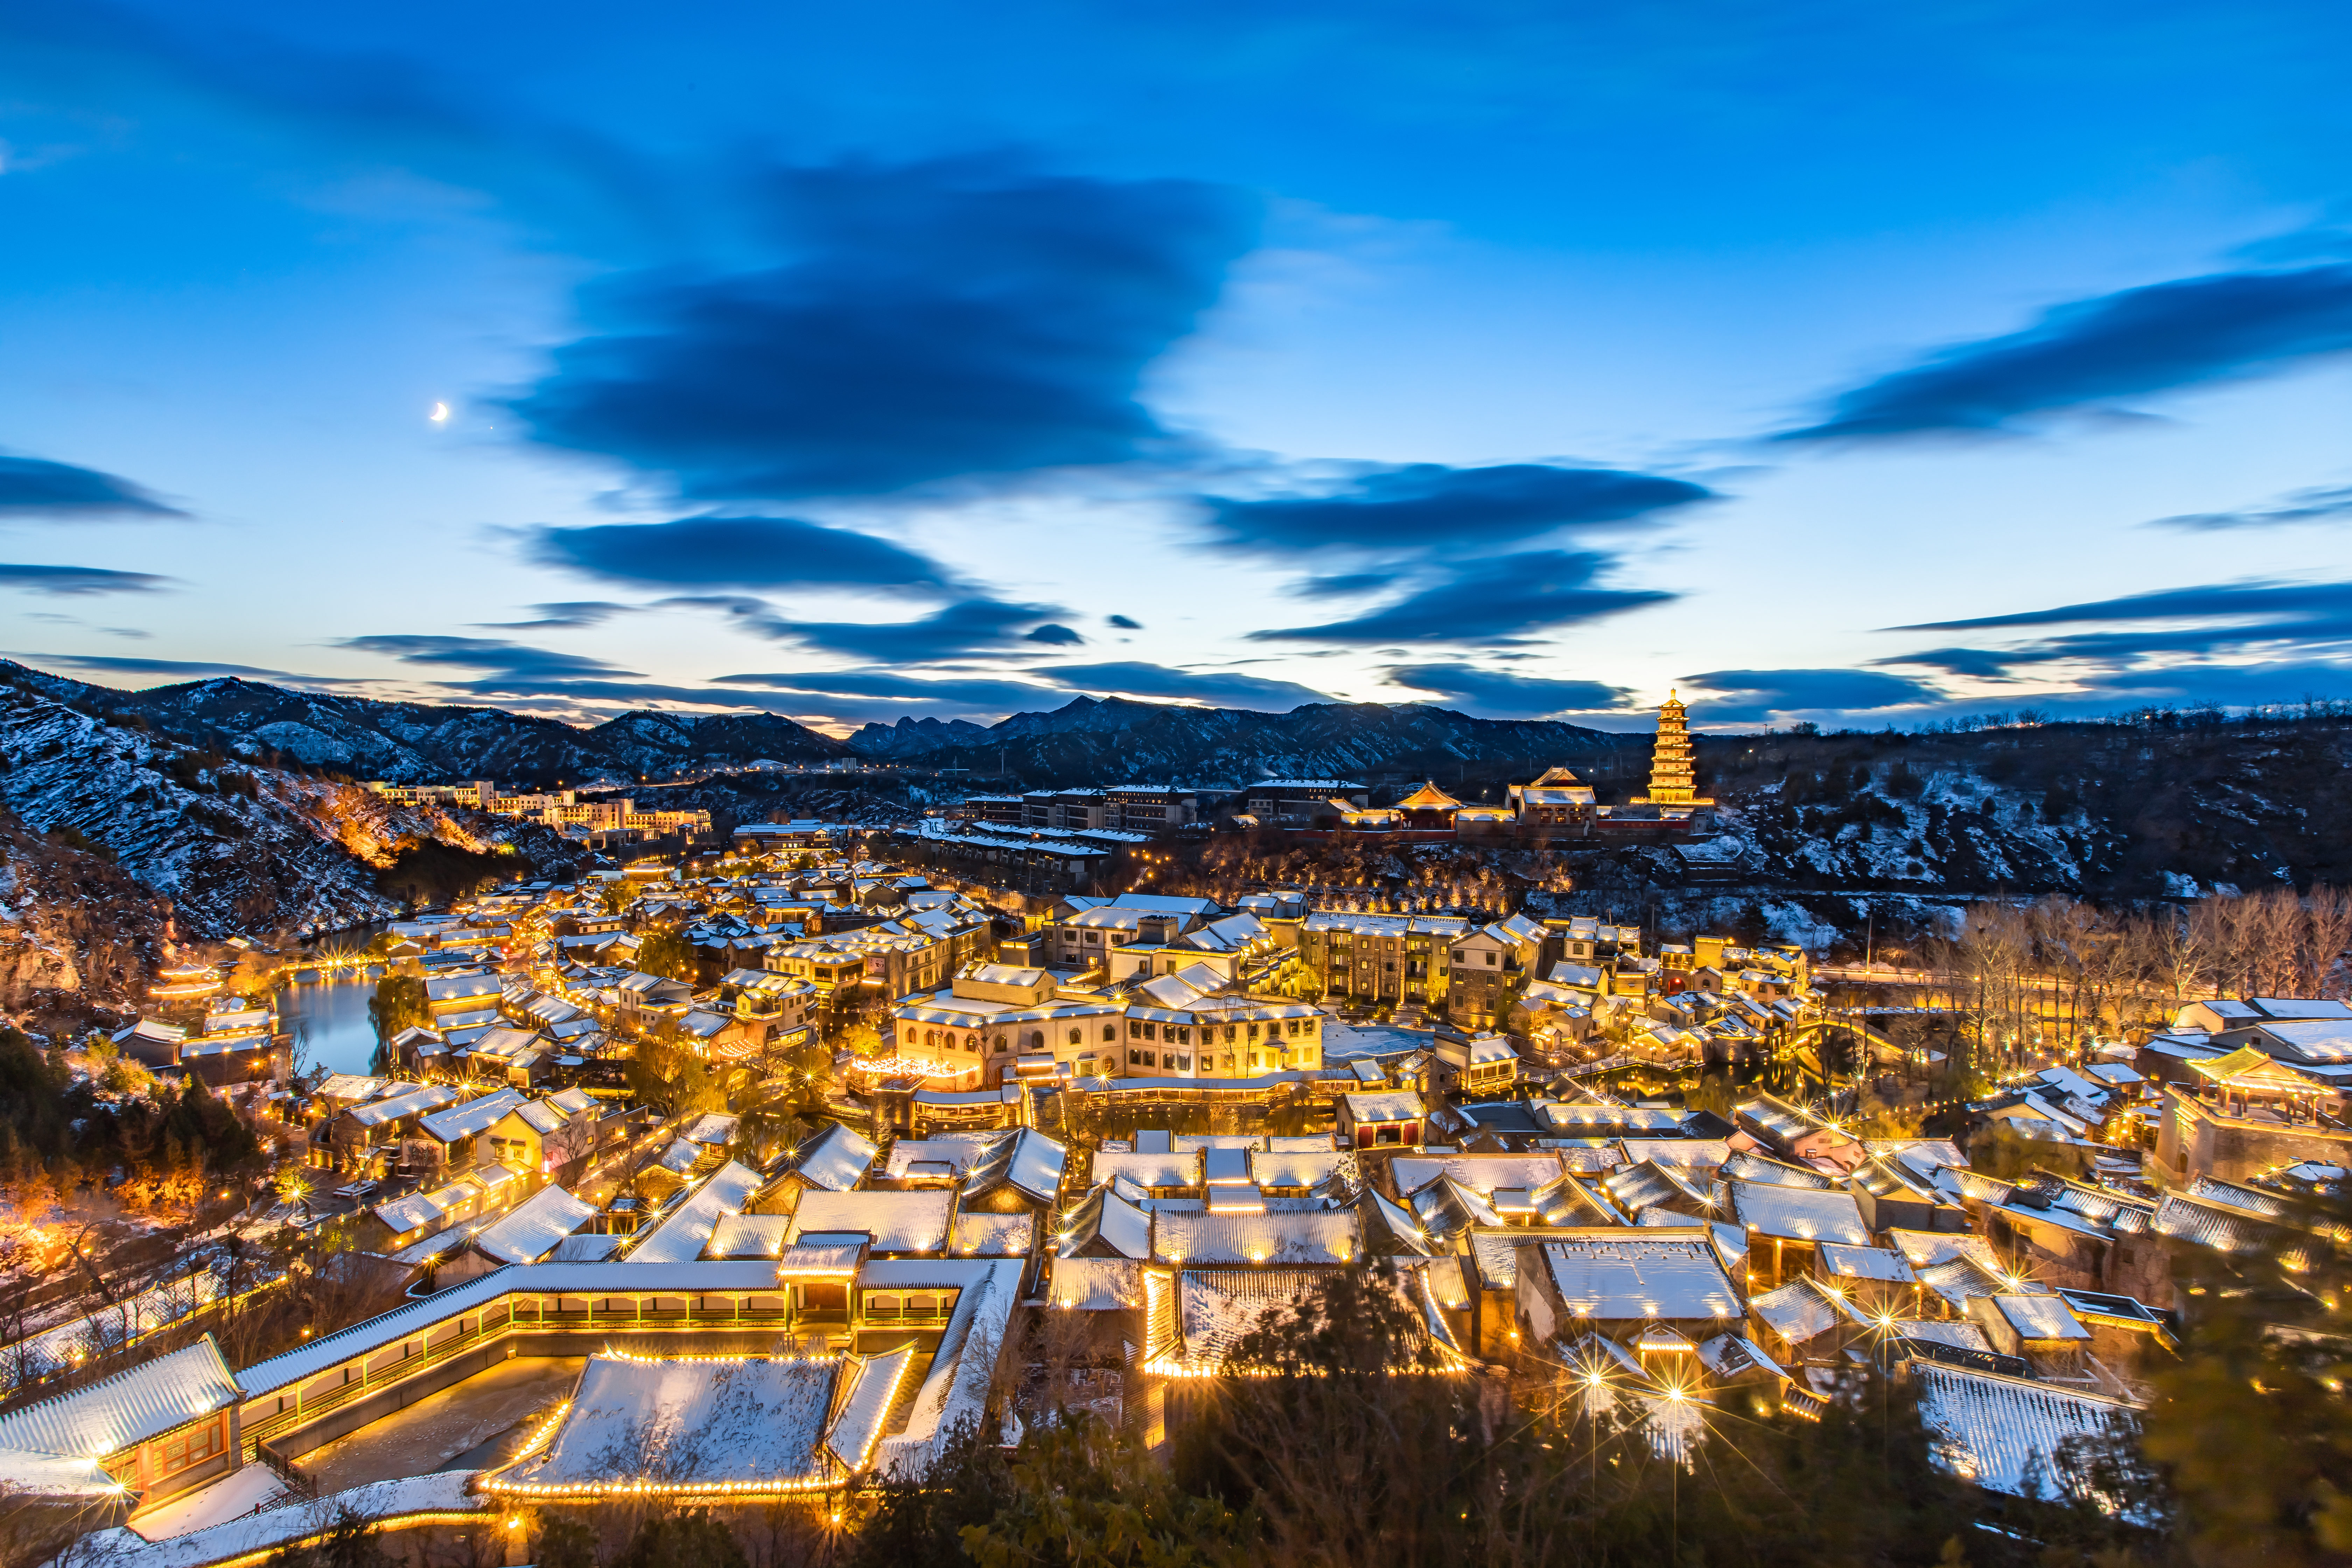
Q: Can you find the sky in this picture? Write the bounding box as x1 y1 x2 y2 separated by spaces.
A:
4 0 2352 735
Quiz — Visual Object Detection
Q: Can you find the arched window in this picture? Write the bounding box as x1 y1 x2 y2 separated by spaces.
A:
924 1029 938 1049
1068 1027 1083 1046
966 1034 981 1054
1102 1023 1118 1042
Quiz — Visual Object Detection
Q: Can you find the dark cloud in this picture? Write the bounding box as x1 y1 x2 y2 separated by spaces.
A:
338 634 644 684
1106 614 1142 629
1203 463 1712 556
1876 646 2032 680
2145 483 2352 531
1022 623 1084 646
0 455 184 517
1037 661 1330 710
0 563 172 595
1250 551 1672 644
533 516 952 592
1381 663 1636 719
710 596 1078 662
1286 572 1398 600
1893 578 2352 632
14 652 296 681
1683 668 1945 723
1778 264 2352 442
510 158 1256 497
475 600 641 630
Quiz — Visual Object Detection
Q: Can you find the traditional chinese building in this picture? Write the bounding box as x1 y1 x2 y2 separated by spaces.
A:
1632 692 1712 809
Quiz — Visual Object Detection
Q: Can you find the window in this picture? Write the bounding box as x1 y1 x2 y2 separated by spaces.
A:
1222 1054 1236 1071
1129 1049 1142 1065
1176 1027 1191 1045
1141 1051 1157 1067
1102 1024 1118 1042
1223 1026 1237 1043
1068 1028 1083 1046
1486 952 1498 966
155 1416 225 1478
1172 1054 1190 1071
1140 1022 1156 1041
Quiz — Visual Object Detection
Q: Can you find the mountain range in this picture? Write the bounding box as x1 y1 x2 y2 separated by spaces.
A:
0 662 1622 789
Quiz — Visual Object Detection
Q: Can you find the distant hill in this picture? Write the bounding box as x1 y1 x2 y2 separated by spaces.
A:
0 661 850 784
0 662 1618 790
844 694 1618 787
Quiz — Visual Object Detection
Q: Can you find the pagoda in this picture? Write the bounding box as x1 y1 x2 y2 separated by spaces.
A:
1631 692 1712 809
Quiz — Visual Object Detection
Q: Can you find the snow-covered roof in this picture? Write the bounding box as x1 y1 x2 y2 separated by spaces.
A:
1726 1181 1871 1245
791 1189 954 1254
1151 1209 1359 1267
1987 1293 2091 1342
1092 1149 1201 1189
965 1127 1066 1205
1340 1090 1424 1124
93 1471 489 1568
1819 1244 1914 1282
1911 1362 2141 1506
785 1122 877 1192
419 1088 528 1144
882 1133 997 1181
1536 1232 1740 1324
624 1161 764 1265
1250 1147 1354 1189
948 1211 1035 1256
701 1214 796 1259
1046 1256 1144 1310
0 1337 239 1485
680 1112 741 1147
1057 1186 1152 1259
472 1186 595 1266
345 1083 459 1128
874 1259 1024 1480
1747 1278 1854 1344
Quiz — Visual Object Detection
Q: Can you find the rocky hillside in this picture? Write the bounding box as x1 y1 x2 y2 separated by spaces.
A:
846 695 1615 785
0 685 578 940
0 662 848 783
1681 716 2352 901
0 803 174 1033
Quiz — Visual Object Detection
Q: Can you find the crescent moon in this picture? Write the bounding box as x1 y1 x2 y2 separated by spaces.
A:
430 401 449 423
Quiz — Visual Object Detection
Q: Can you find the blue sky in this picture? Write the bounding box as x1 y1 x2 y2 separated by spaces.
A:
4 0 2352 733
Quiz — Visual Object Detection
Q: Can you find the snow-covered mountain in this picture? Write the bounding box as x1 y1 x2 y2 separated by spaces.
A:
0 683 575 940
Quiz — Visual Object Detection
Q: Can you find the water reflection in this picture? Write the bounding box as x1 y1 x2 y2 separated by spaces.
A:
276 976 383 1077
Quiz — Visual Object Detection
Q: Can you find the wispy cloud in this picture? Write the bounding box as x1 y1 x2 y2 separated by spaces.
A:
1200 463 1712 559
1778 264 2352 442
1381 662 1636 719
1250 551 1672 644
0 454 185 518
0 563 173 595
532 515 955 593
2144 482 2352 531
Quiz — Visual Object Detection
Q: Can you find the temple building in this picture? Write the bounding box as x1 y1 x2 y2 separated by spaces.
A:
1630 693 1713 815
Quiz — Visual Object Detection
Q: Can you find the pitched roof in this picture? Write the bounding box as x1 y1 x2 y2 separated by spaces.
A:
471 1185 595 1266
0 1337 239 1469
1535 1230 1740 1323
791 1189 955 1254
1910 1362 2142 1507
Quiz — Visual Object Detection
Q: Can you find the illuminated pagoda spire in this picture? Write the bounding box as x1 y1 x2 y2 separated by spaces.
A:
1632 691 1712 808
